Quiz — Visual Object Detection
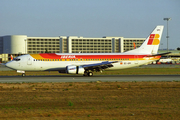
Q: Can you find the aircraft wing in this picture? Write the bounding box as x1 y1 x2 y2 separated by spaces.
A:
81 61 118 71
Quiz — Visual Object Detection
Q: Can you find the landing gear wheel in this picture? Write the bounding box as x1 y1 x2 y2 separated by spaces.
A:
22 73 26 77
83 72 88 76
88 72 93 76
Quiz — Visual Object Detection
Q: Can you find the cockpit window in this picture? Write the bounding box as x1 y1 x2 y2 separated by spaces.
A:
13 58 21 61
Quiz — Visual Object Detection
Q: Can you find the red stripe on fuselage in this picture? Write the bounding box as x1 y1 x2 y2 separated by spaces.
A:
39 53 148 59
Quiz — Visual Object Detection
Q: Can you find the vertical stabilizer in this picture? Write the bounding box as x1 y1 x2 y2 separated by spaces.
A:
125 26 164 54
11 55 13 61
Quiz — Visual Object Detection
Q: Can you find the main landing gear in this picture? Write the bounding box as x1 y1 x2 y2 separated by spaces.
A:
83 72 93 76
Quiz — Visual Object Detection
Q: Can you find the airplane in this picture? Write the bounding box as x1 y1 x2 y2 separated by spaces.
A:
159 58 172 63
5 26 170 77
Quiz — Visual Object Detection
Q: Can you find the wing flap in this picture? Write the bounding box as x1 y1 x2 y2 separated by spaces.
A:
82 61 118 71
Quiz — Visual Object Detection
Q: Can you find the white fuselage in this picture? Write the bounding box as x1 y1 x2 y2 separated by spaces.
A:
5 53 159 72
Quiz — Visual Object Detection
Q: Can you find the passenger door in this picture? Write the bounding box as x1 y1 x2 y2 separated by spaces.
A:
27 57 32 65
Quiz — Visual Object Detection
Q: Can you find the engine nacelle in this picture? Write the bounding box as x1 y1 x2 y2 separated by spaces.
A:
66 65 85 74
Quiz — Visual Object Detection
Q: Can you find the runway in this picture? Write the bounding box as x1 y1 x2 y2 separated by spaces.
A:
0 75 180 83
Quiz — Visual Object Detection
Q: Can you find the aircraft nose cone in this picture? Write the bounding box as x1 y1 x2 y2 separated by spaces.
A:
5 62 13 69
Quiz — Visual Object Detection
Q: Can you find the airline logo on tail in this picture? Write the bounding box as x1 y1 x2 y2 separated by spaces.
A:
147 34 160 45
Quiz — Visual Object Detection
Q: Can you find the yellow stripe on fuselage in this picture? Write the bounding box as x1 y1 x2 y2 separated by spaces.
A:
30 54 44 59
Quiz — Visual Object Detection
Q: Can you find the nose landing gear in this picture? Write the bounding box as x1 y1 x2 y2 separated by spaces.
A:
22 73 26 77
17 70 26 77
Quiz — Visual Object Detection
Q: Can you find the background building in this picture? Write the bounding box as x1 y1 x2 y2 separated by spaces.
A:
0 35 146 62
27 37 60 54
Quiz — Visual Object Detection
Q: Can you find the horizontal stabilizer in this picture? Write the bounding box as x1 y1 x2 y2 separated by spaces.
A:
147 52 171 57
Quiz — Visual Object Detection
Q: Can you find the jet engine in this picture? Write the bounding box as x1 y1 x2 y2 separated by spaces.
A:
66 65 85 74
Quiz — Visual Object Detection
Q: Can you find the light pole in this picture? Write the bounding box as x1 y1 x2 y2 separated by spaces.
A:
163 18 171 52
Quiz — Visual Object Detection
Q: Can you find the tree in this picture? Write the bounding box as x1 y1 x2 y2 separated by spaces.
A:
177 47 180 50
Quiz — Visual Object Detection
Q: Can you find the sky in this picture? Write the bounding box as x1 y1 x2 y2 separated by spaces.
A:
0 0 180 49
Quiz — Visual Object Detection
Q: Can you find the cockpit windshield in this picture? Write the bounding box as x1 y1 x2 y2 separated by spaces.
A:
13 58 21 61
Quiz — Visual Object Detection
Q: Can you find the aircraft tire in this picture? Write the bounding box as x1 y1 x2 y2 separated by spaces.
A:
88 72 93 76
83 72 88 76
22 73 26 77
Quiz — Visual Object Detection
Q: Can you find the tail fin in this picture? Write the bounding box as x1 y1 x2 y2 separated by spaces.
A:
125 26 164 54
133 42 136 49
11 55 13 61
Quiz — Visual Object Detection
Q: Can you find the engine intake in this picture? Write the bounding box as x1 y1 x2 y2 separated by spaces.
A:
66 65 85 74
